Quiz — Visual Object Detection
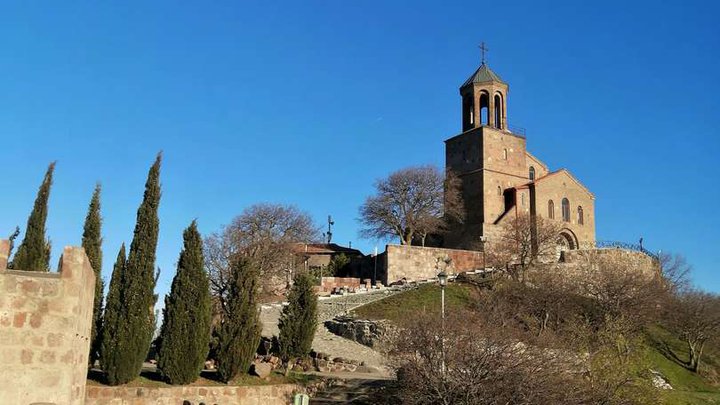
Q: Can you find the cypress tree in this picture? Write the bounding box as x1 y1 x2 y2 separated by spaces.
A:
11 162 55 271
216 257 262 383
83 184 104 365
101 154 162 385
100 244 126 379
278 271 318 360
157 221 212 385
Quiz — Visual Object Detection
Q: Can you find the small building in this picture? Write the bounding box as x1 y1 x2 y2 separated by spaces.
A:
291 243 363 271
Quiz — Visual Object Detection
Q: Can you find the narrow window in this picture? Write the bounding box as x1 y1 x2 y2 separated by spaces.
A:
548 200 554 219
578 206 584 225
503 149 508 160
562 198 570 222
521 193 525 206
497 186 502 196
494 93 503 129
529 166 536 181
480 92 490 125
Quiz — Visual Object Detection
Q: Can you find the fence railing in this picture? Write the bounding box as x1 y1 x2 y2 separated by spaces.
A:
581 240 660 261
506 124 527 137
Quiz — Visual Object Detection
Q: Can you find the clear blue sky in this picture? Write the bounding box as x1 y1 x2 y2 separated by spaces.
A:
1 1 718 297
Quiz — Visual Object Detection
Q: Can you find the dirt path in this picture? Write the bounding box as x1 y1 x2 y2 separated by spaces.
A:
260 290 399 376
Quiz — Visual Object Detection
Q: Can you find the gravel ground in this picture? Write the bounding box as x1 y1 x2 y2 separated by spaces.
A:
260 289 401 376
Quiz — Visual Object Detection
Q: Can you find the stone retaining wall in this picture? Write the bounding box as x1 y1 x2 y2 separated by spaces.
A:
384 245 483 285
85 384 302 405
317 276 369 293
0 240 96 405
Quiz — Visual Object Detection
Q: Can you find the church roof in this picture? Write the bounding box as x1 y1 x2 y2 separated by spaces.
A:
514 169 595 199
461 63 506 87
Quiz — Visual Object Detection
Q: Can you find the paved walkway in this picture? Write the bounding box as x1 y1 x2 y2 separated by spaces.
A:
260 290 400 377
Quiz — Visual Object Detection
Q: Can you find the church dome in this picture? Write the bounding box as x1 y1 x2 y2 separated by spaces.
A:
461 63 506 87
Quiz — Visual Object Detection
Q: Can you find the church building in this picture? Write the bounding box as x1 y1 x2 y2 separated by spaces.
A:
444 59 596 252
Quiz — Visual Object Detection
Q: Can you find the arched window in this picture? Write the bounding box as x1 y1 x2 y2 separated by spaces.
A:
494 93 503 129
503 149 508 160
578 206 584 225
562 198 570 222
497 186 502 196
548 200 554 219
479 91 490 125
529 166 536 181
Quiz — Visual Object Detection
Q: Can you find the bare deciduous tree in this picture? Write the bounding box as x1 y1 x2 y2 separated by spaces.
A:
658 252 692 295
204 203 320 312
666 289 720 373
389 311 589 405
485 214 563 281
359 165 464 246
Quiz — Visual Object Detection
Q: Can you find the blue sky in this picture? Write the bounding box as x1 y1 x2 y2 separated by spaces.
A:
1 1 718 297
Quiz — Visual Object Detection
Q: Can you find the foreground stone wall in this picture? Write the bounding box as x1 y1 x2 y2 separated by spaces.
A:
85 383 302 405
0 240 96 405
317 276 369 293
385 245 483 285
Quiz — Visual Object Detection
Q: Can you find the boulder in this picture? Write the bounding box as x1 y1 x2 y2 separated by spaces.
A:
251 362 272 378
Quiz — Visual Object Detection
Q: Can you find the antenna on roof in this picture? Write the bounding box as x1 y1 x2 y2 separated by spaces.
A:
326 215 334 244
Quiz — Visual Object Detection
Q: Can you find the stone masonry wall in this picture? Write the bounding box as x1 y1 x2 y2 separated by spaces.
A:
0 240 96 405
318 276 368 293
561 248 659 276
385 245 483 285
85 383 302 405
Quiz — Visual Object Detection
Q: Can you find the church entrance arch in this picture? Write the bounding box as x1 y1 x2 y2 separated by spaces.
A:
556 229 578 262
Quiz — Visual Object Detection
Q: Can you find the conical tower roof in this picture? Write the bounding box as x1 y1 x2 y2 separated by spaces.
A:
461 63 506 87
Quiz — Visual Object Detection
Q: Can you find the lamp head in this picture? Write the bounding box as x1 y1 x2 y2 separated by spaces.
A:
437 271 448 287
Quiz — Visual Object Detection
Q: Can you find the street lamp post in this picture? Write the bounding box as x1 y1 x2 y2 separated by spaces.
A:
479 235 487 270
437 271 447 321
437 270 448 376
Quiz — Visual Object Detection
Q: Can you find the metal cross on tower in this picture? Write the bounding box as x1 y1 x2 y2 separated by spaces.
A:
479 42 489 65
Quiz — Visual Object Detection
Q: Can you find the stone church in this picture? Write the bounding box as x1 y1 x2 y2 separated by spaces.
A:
444 60 596 252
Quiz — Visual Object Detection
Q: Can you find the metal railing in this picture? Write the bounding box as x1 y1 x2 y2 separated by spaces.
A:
583 240 660 261
506 124 527 137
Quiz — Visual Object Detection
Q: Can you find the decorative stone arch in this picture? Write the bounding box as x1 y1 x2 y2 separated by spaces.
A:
557 228 579 262
479 91 490 125
493 92 504 129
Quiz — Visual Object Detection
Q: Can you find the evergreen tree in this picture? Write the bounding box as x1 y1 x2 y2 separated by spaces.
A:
101 154 162 385
278 271 318 360
216 257 262 383
100 244 126 379
11 162 55 271
157 221 212 385
83 184 104 365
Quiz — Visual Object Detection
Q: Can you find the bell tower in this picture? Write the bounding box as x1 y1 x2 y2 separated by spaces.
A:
460 52 508 132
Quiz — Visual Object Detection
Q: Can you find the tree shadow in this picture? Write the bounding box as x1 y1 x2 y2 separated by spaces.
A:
646 331 692 370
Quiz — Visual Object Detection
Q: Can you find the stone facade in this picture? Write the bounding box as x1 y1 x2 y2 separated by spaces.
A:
85 383 303 405
384 245 484 285
445 62 596 252
0 240 96 405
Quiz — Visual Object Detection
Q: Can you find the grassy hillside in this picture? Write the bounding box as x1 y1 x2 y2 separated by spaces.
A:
354 281 720 404
645 326 720 404
351 282 476 326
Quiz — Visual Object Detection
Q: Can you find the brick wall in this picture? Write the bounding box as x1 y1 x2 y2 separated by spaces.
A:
385 245 483 285
0 240 95 405
85 383 302 405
